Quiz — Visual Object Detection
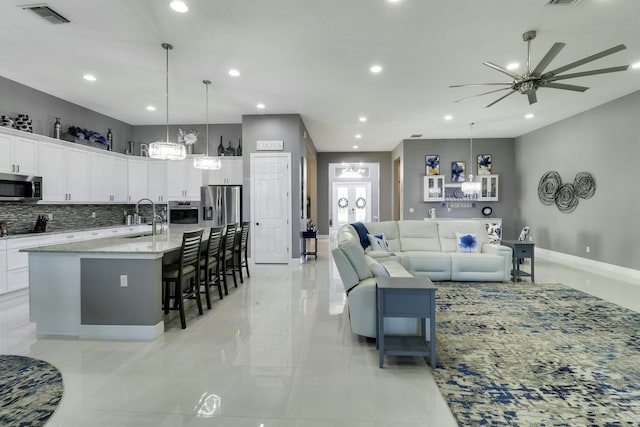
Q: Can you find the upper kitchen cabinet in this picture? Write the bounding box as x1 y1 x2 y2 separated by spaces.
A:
167 158 203 200
0 133 38 175
90 152 128 202
205 157 243 185
39 141 91 202
147 160 168 202
127 158 149 203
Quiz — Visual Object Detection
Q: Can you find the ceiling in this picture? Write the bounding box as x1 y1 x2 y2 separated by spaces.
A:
1 0 639 152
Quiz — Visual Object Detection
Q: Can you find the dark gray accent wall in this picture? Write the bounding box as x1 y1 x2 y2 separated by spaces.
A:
131 123 242 157
515 89 640 270
317 152 393 234
0 75 133 152
401 138 517 239
242 114 314 258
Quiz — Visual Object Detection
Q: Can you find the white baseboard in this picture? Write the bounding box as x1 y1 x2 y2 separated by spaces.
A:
79 321 164 340
536 248 640 285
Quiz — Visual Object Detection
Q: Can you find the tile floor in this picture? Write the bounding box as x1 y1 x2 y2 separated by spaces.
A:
1 239 639 426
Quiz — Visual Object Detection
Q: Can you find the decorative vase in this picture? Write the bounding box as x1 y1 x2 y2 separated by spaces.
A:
107 128 113 151
54 117 61 139
217 135 224 156
237 138 242 156
224 140 236 156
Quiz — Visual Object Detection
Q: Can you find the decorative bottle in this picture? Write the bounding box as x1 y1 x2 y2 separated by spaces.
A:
54 117 61 139
217 135 224 156
236 138 242 156
107 128 113 151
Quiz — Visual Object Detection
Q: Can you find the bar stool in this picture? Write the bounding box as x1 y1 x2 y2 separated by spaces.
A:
221 223 238 293
200 226 224 303
162 229 203 329
235 221 250 283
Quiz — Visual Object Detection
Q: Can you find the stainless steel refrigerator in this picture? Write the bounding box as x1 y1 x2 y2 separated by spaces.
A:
201 185 242 226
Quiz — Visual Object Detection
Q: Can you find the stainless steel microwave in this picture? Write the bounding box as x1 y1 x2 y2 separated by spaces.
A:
168 200 201 224
0 173 42 202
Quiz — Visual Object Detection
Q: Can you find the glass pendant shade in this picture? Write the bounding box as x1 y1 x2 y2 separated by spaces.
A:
193 79 222 170
149 42 186 161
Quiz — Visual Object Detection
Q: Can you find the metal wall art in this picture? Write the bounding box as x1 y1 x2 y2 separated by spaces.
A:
538 171 596 213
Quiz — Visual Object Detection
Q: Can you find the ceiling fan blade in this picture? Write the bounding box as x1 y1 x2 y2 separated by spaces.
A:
485 90 517 108
542 82 589 92
527 91 537 105
547 65 629 81
483 62 520 80
454 87 512 103
449 83 512 88
541 44 627 79
531 42 566 77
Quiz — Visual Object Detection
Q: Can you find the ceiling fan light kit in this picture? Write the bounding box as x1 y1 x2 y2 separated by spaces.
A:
451 30 629 107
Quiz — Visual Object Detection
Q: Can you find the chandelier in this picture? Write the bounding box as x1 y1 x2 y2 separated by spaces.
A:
461 122 481 197
149 43 186 160
193 80 222 170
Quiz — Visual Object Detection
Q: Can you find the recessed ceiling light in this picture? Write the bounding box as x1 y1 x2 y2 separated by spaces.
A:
387 0 402 3
525 113 534 119
359 116 367 122
370 65 382 74
146 105 156 111
355 134 362 139
506 62 520 71
170 1 188 13
632 62 640 69
228 69 240 77
83 74 96 82
444 115 453 120
256 103 265 109
353 145 359 149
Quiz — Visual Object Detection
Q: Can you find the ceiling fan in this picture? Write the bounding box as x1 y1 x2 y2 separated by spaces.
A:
450 30 629 107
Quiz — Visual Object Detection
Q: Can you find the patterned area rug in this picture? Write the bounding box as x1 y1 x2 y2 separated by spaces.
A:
434 282 640 426
0 355 63 426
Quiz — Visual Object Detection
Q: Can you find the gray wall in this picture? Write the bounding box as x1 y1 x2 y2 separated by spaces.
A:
242 114 314 258
401 138 517 239
317 152 393 234
0 76 133 152
515 90 640 270
131 123 242 157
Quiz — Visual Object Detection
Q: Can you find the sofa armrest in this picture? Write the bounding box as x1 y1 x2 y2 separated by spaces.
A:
482 243 512 257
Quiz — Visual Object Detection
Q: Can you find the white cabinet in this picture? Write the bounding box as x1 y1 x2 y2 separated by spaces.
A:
205 157 243 185
127 158 149 203
90 153 128 202
147 160 168 202
167 158 203 200
0 133 38 175
478 175 499 201
5 235 56 293
0 241 6 294
39 141 91 202
423 175 445 202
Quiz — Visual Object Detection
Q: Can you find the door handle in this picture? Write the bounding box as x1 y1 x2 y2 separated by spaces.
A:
256 222 260 226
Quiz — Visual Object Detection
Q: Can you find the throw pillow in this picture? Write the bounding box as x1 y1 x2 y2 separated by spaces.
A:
340 240 373 280
365 255 390 277
368 233 389 252
456 232 479 253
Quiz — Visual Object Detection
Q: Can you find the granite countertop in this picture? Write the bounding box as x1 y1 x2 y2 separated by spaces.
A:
0 224 152 241
21 225 208 255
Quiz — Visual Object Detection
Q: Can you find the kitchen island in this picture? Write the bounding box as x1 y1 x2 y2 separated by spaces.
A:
23 226 203 340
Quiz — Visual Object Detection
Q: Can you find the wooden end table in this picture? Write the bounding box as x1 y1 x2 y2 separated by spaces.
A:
376 276 437 368
302 231 317 258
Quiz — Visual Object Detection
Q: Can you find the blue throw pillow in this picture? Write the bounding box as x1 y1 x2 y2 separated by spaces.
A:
367 233 389 252
456 232 479 253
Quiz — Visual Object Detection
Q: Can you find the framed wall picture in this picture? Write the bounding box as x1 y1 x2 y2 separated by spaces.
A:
477 154 492 175
451 161 466 182
425 155 440 175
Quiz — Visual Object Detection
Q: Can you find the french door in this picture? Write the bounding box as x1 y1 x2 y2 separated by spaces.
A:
331 182 371 233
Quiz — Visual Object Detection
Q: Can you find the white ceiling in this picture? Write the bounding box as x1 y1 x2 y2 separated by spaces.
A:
1 0 639 151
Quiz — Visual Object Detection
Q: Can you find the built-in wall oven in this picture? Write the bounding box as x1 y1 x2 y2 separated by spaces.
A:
168 201 201 225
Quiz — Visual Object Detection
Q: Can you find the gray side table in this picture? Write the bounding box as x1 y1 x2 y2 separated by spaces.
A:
501 240 535 282
376 276 437 368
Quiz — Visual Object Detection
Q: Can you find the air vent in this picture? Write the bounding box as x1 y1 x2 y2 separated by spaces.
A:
547 0 582 5
410 134 423 138
20 3 70 24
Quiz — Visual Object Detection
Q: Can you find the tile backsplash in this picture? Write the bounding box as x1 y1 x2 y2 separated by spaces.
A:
0 203 166 235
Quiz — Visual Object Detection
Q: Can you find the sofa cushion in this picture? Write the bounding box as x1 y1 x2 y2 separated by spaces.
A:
438 221 489 253
365 255 389 277
399 251 451 281
455 232 480 253
398 220 441 252
380 260 413 277
339 240 373 281
365 222 401 252
450 253 506 282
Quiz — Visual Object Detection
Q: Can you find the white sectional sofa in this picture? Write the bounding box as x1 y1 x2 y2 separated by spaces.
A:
332 220 512 338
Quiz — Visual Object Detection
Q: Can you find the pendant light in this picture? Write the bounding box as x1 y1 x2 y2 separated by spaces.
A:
461 122 481 197
193 80 222 170
149 43 186 160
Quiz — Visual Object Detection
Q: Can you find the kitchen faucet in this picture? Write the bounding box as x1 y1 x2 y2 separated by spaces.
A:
135 198 163 235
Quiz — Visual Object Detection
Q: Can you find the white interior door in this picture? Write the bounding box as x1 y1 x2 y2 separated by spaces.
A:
331 182 371 233
251 153 291 263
